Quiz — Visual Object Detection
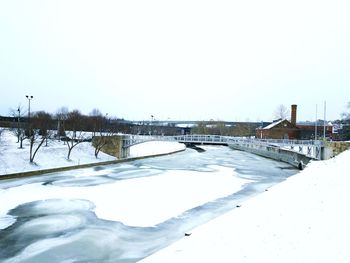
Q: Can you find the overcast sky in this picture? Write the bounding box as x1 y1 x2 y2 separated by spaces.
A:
1 0 349 122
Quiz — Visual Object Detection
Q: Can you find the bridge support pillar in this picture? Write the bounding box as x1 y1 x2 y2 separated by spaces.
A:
321 146 333 160
120 136 131 158
119 147 130 158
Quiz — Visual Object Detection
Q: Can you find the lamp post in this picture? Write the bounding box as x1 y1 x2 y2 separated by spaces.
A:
26 95 33 136
17 107 20 126
150 115 154 135
17 107 21 143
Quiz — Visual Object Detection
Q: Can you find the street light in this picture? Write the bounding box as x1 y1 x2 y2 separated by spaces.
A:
17 107 21 142
26 95 33 119
26 95 33 136
17 107 20 124
150 115 154 135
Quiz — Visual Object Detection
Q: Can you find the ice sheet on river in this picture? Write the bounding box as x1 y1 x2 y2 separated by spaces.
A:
0 166 249 228
0 146 297 262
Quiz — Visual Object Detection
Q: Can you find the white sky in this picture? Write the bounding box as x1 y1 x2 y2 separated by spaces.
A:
0 0 349 122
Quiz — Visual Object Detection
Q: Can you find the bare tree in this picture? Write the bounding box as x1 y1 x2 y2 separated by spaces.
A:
18 131 26 148
28 129 46 163
92 122 115 158
274 104 290 120
64 110 90 160
9 105 27 147
31 111 53 147
65 131 89 160
193 121 208 134
27 111 53 163
89 108 104 137
56 107 69 140
93 132 110 158
213 121 226 135
90 110 112 158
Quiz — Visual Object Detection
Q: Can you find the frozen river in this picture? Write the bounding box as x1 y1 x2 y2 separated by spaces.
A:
0 146 297 262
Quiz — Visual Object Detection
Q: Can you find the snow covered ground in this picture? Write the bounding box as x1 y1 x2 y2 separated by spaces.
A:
141 149 350 263
0 129 185 175
0 129 115 175
3 126 349 262
129 141 185 157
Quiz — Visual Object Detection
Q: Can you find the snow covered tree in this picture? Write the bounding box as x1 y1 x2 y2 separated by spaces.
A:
274 104 290 120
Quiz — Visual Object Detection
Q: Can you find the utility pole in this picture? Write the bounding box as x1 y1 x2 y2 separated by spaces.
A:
315 104 318 141
323 101 326 140
17 107 20 123
26 95 34 137
17 107 21 143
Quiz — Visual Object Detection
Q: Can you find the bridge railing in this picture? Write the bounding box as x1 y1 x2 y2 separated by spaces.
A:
172 135 231 144
227 137 323 160
121 134 324 160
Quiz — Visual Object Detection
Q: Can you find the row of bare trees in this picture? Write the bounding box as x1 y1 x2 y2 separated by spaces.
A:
7 106 116 164
191 121 258 136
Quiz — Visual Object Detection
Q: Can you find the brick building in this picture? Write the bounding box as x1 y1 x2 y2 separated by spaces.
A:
256 105 333 140
256 105 299 139
256 118 299 139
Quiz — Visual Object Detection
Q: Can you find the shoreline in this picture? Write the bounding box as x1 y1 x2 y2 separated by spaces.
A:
0 148 186 181
141 149 350 263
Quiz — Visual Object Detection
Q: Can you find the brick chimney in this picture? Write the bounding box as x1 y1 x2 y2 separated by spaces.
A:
291 104 297 126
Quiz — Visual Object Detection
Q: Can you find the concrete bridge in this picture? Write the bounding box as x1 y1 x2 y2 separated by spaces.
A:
120 135 329 168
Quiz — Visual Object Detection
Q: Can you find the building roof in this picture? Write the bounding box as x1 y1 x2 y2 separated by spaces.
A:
263 119 285 129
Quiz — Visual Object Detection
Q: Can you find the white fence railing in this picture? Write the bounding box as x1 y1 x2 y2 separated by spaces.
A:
121 135 324 160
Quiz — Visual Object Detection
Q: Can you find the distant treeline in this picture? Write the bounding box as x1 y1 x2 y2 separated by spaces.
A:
0 112 185 136
0 113 262 137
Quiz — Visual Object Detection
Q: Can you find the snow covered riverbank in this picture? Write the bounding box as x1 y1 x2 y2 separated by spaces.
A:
141 149 350 263
0 140 297 262
0 130 185 175
129 141 185 158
